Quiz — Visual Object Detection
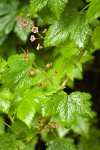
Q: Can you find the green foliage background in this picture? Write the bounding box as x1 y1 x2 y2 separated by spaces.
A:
0 0 100 149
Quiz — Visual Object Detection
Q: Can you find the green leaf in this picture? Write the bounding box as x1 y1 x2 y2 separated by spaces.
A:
17 99 36 127
69 92 93 118
48 0 68 19
77 128 100 150
11 120 36 140
14 23 30 42
53 56 82 80
42 91 93 127
0 116 5 135
0 2 12 16
0 133 17 150
42 91 68 117
0 35 7 46
91 25 100 49
26 138 38 150
86 0 100 23
44 7 91 48
2 53 35 92
0 58 7 73
13 82 62 121
0 88 13 113
0 1 19 35
11 120 29 139
16 140 25 150
65 56 82 80
51 44 83 80
38 7 57 25
30 0 48 15
53 41 79 58
64 59 75 80
71 116 90 137
46 138 76 150
80 50 94 63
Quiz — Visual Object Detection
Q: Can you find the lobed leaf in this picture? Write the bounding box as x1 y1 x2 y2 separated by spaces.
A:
0 1 19 35
77 128 100 150
14 23 30 42
26 137 38 150
0 116 5 135
17 99 36 127
0 35 7 46
48 0 68 19
0 58 7 73
11 120 36 140
16 140 25 150
0 134 17 150
0 3 12 16
91 25 100 50
69 92 93 118
0 88 13 113
1 53 35 92
30 0 48 15
38 7 57 25
86 0 100 23
71 116 90 137
53 56 82 80
42 91 93 127
46 138 76 150
44 1 91 48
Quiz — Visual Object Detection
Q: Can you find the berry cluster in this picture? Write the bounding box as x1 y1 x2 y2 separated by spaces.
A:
36 117 58 132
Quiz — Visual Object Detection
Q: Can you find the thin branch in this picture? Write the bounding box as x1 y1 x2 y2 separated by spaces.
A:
51 130 59 140
78 50 85 59
0 120 17 134
33 62 53 85
37 33 44 39
54 45 77 48
61 77 69 87
80 3 90 12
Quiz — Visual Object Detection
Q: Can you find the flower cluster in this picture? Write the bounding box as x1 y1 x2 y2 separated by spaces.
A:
17 15 46 50
19 20 29 29
16 16 29 29
36 117 58 132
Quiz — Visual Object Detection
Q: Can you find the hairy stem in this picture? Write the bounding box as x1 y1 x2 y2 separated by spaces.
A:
80 3 91 12
0 120 17 134
33 62 53 84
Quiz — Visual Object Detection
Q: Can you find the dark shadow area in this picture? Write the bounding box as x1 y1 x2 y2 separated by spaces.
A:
74 50 100 128
35 135 46 150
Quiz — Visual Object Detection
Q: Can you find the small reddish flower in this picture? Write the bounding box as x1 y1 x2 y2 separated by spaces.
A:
22 19 28 26
30 35 36 42
17 16 21 21
31 27 38 33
